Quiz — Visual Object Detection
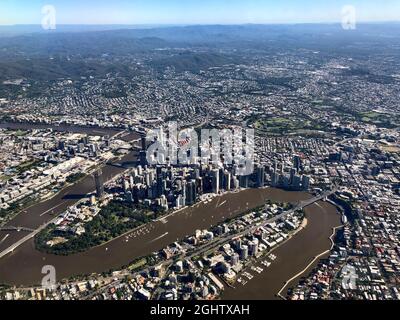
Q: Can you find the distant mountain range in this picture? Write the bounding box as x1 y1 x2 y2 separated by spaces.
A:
0 23 399 86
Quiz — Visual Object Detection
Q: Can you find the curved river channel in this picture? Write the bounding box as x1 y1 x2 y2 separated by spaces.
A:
0 122 342 299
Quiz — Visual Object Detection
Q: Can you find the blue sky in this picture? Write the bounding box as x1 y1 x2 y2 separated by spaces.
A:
1 0 400 25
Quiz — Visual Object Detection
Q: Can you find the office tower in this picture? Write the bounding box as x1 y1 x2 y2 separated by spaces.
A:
256 166 265 187
156 166 162 178
139 150 147 166
78 143 84 153
175 195 184 209
186 180 197 205
239 245 249 260
271 162 279 187
302 175 311 191
292 175 302 190
141 136 147 151
232 176 240 190
293 155 302 173
144 171 151 186
126 191 134 203
211 169 220 194
82 135 89 145
219 168 224 189
282 175 290 189
271 160 279 186
159 195 168 210
195 177 203 195
224 171 231 191
149 170 155 184
123 179 130 192
239 175 249 188
191 180 197 204
329 152 343 162
194 168 201 179
150 181 158 199
271 172 278 187
233 238 242 250
68 146 76 156
290 168 296 185
156 177 164 197
89 144 97 154
94 170 104 198
249 240 259 256
58 140 65 151
182 180 187 205
231 253 240 266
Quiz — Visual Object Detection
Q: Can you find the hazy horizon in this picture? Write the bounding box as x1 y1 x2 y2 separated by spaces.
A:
1 0 400 26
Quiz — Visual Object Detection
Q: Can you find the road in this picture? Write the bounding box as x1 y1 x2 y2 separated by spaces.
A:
0 217 60 259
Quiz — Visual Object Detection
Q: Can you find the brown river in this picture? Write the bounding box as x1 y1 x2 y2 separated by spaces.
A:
0 122 342 299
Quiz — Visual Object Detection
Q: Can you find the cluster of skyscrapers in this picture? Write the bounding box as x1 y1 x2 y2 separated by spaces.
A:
119 162 267 211
270 155 310 191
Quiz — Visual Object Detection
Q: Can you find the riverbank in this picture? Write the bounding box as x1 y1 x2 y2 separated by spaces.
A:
277 221 344 300
0 188 312 287
221 200 342 300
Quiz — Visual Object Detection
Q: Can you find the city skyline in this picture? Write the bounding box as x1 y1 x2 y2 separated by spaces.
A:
0 2 399 306
1 0 400 25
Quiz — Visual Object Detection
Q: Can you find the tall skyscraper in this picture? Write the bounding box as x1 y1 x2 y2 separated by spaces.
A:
58 140 66 151
302 175 311 191
141 136 147 151
231 253 240 266
186 180 197 205
139 150 148 167
239 175 249 188
94 170 104 198
224 171 231 191
256 166 265 187
211 169 220 194
292 175 302 190
293 155 302 173
82 135 89 145
271 161 279 187
290 168 296 185
239 245 249 260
